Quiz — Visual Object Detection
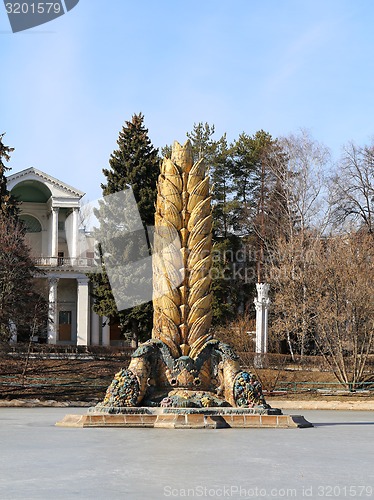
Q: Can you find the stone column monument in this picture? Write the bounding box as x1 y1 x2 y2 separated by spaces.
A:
254 283 270 367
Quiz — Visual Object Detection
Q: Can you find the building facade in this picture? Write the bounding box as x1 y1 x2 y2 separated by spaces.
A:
6 168 114 346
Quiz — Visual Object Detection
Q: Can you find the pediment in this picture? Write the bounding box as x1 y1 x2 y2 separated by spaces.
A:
7 167 85 200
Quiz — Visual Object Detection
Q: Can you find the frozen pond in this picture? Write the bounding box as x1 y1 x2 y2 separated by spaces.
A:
0 408 373 499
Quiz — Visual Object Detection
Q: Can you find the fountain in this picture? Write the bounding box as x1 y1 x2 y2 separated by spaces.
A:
57 141 312 428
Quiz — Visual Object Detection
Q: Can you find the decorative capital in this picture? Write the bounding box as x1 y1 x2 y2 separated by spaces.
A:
77 277 90 286
256 283 270 300
254 283 271 310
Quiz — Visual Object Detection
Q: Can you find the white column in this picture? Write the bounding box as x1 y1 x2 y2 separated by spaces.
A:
254 283 271 367
91 309 100 345
51 207 59 260
71 207 79 261
102 317 111 346
77 277 90 346
48 277 59 344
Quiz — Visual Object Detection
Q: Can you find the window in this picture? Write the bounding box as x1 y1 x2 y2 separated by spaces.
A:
59 311 72 325
20 215 42 233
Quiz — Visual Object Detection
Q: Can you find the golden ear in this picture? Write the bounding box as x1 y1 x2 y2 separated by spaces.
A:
152 140 213 351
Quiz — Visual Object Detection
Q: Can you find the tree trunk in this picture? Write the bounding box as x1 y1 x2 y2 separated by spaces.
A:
131 318 139 348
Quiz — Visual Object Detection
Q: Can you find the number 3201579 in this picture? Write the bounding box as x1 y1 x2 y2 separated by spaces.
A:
5 3 62 14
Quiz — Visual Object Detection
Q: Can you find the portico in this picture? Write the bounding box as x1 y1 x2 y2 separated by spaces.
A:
6 167 112 346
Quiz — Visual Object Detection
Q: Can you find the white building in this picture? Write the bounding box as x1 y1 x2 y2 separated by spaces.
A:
6 168 117 346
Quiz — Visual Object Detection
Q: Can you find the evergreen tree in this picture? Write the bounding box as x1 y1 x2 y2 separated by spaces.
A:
101 113 159 226
90 113 159 345
210 134 240 239
231 130 286 282
0 133 18 217
208 135 246 324
186 122 217 162
231 130 275 235
162 122 217 164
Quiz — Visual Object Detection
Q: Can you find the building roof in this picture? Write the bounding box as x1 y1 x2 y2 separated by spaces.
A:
6 167 85 199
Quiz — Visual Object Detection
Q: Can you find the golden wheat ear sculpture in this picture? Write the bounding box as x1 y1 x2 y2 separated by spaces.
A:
152 140 213 359
96 139 272 411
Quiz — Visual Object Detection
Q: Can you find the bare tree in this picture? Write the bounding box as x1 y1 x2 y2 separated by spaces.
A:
268 231 321 358
265 129 331 242
269 230 374 387
265 131 331 358
0 214 46 342
309 233 374 388
330 141 374 233
21 285 49 384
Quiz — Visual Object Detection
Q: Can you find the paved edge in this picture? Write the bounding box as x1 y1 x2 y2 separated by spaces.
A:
267 399 374 411
1 399 374 411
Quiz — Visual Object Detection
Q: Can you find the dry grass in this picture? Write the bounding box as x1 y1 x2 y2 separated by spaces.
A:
0 356 129 401
1 355 373 402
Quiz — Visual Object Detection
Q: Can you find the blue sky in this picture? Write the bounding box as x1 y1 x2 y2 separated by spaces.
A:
1 0 374 202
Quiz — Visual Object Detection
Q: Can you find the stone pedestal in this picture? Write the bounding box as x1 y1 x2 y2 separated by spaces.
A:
56 407 313 429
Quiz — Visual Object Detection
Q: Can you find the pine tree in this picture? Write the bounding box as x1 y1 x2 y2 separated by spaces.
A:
208 135 245 325
186 122 217 162
210 134 237 239
163 122 217 165
0 133 18 218
102 113 159 226
231 130 286 282
231 130 275 235
90 113 159 345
